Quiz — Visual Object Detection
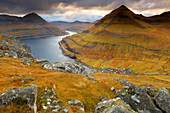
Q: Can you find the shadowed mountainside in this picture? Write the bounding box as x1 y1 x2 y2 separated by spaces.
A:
50 20 94 32
0 13 67 39
60 5 170 72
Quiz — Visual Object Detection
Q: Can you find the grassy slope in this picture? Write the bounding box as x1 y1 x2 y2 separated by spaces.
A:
60 6 170 73
0 57 122 113
0 57 169 113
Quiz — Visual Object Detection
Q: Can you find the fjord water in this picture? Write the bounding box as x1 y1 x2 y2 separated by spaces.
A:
21 31 77 63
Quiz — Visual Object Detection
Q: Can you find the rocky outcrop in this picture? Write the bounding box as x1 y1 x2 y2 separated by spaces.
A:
154 87 170 113
94 97 134 113
116 79 170 113
34 58 54 70
0 84 37 113
0 36 33 59
67 99 85 111
52 61 96 79
40 87 69 113
35 59 96 80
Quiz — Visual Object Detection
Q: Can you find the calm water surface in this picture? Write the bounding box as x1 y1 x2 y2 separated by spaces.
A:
21 31 77 63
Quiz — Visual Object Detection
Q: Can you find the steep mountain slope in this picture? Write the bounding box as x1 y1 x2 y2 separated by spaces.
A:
0 13 67 39
60 5 170 72
50 20 94 32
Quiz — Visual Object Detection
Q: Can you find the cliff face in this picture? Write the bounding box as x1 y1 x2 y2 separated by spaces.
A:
0 13 67 39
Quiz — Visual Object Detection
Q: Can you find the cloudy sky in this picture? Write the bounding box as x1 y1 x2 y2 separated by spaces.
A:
0 0 169 22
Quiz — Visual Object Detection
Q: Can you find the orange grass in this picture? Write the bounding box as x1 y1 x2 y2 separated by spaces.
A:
0 57 124 113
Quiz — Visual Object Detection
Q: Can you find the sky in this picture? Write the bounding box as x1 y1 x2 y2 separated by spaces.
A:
0 0 169 22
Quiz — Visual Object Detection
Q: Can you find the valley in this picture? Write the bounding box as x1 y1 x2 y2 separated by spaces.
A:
0 3 169 113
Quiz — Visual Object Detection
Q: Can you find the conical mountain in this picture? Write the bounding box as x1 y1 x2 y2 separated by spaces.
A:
0 13 67 39
96 5 142 26
60 5 170 72
21 12 47 24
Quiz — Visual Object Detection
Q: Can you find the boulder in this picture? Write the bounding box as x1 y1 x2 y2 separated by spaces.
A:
116 79 163 113
107 100 134 113
67 99 85 111
0 84 37 113
154 87 170 113
94 97 134 113
40 87 68 113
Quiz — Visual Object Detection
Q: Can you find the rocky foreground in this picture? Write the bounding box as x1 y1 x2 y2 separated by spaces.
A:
0 79 169 113
0 35 169 113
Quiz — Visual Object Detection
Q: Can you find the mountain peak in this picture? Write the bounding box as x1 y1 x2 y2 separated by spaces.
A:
22 12 47 24
111 5 132 14
95 5 142 27
24 12 39 17
119 5 128 9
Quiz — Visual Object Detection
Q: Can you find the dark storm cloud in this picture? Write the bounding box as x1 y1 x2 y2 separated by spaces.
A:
0 0 169 14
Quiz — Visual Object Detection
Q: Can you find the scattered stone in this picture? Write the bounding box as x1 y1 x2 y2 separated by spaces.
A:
3 50 18 58
99 67 133 75
0 84 37 113
21 57 33 65
111 87 115 91
20 78 33 82
41 87 68 113
9 75 22 78
67 99 85 111
53 84 56 89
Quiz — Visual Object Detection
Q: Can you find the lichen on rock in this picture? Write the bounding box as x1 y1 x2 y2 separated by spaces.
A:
40 87 69 113
0 84 37 113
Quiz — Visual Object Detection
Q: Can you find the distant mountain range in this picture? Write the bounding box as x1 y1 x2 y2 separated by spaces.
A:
50 20 94 32
0 13 67 39
60 5 170 72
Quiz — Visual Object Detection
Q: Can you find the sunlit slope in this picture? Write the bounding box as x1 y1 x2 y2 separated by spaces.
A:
60 5 170 72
